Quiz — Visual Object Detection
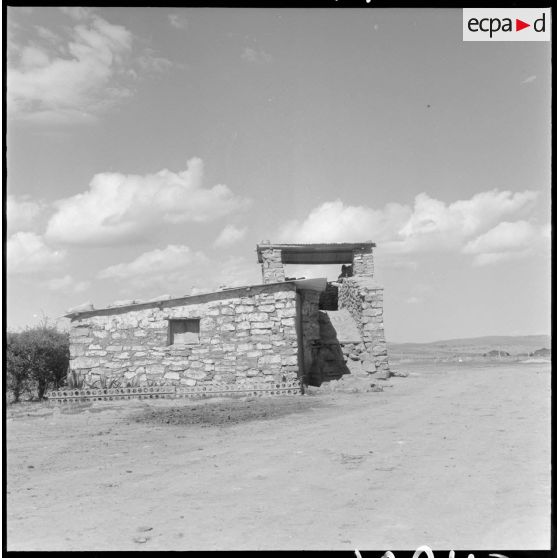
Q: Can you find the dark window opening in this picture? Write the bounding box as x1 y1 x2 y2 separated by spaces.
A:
169 319 200 345
319 282 339 311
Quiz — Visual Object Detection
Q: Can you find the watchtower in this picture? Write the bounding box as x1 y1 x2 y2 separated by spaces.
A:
256 241 390 380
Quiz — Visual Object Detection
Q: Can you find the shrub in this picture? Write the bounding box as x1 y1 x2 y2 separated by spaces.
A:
6 321 70 401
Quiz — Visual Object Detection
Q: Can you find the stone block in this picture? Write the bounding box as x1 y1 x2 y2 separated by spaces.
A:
186 369 207 380
281 355 298 366
71 356 100 369
146 364 166 375
164 371 180 380
259 354 281 366
70 327 91 337
87 350 107 357
273 291 296 300
258 304 276 313
251 321 273 329
249 313 269 322
251 328 272 336
277 308 297 318
92 330 108 338
71 345 86 357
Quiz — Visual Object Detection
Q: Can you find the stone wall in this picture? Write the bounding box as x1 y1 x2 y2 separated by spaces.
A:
68 283 300 388
338 277 390 378
260 248 285 284
352 247 374 277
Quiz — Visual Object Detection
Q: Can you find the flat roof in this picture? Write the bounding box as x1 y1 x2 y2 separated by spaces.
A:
256 242 375 265
65 277 327 319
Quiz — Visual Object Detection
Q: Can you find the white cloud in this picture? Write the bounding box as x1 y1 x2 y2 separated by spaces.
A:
462 220 548 266
98 244 208 282
7 12 133 123
213 224 247 248
46 157 251 245
168 13 188 29
241 47 272 65
7 195 46 234
390 190 538 253
98 246 260 297
463 220 535 254
46 274 90 293
279 190 540 259
279 199 410 244
7 232 66 274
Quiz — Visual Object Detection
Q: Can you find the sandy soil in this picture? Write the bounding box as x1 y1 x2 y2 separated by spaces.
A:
6 361 551 551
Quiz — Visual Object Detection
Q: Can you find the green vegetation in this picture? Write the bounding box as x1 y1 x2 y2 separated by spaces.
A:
6 321 69 402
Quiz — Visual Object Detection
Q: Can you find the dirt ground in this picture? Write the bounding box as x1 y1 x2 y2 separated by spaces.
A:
6 361 551 551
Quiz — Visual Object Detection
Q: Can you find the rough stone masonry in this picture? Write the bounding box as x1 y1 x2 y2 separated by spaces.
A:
65 241 391 391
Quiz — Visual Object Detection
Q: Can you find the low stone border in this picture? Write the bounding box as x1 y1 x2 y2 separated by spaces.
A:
46 381 302 403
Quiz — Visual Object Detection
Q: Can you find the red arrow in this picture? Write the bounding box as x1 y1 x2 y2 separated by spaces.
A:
516 19 530 31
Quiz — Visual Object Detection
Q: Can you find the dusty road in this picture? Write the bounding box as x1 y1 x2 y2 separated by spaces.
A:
6 362 551 550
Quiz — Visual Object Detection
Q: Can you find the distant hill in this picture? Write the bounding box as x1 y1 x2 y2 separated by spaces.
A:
389 335 551 361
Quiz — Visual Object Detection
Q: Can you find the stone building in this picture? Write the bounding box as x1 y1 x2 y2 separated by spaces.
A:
65 241 390 394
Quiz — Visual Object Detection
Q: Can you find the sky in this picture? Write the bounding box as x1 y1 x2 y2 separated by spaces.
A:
6 7 552 342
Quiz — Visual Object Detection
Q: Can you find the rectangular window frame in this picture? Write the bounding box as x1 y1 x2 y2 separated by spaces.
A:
167 318 201 346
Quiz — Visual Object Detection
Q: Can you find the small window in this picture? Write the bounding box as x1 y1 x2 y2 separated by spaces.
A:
169 319 200 345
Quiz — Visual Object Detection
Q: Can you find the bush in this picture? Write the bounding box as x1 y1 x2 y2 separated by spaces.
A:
6 322 70 402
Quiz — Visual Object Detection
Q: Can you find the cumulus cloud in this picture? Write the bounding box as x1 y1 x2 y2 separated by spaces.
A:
462 220 548 266
7 195 46 234
98 244 208 281
168 13 188 29
241 46 272 64
389 190 538 253
7 232 66 274
7 11 133 123
46 158 251 245
98 245 260 297
279 199 410 245
279 190 540 261
213 224 247 248
46 274 90 293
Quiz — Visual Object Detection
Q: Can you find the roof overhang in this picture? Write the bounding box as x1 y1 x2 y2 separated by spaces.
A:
256 242 375 265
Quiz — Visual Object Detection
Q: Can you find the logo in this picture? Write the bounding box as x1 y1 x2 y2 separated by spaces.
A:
463 8 550 41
